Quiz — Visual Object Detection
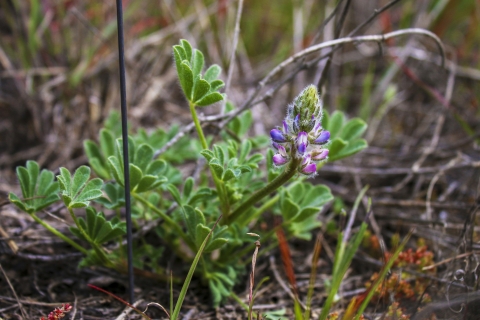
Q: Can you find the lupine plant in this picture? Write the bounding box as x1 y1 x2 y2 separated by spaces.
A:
9 39 368 310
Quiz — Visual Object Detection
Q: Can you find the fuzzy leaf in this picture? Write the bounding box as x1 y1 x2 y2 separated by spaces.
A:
193 78 211 103
327 111 345 139
135 175 163 193
222 168 241 182
204 64 221 82
330 139 368 161
146 159 166 176
107 156 124 186
167 184 182 205
188 187 213 205
327 138 348 160
281 197 300 221
183 177 194 198
180 39 193 61
84 140 104 166
191 49 204 78
239 140 252 163
71 166 91 198
180 61 194 100
75 178 103 202
301 185 333 208
339 118 367 141
200 149 216 162
195 223 211 249
100 129 116 159
205 238 228 253
209 79 224 92
134 144 154 172
213 145 225 165
195 92 224 106
129 164 143 190
208 159 224 179
292 207 318 223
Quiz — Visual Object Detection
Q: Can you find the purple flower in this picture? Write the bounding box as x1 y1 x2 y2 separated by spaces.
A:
282 121 289 134
296 132 308 155
293 114 300 132
277 144 288 157
313 131 330 145
273 153 288 166
300 163 317 175
311 149 329 161
270 129 286 143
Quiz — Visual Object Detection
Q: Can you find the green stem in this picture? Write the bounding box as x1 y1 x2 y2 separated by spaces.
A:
31 213 88 255
132 193 194 251
229 158 301 224
188 101 230 219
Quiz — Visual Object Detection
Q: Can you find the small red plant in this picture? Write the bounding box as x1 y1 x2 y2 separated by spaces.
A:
40 303 72 320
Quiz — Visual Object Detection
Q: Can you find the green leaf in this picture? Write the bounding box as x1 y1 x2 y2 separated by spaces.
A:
188 187 213 205
327 138 347 160
339 118 367 141
89 158 110 180
214 145 225 165
75 178 103 202
292 207 318 223
84 140 104 166
71 166 91 198
135 175 164 193
183 177 194 198
330 139 368 161
327 111 345 139
100 129 116 159
193 78 211 103
281 197 300 221
134 144 154 172
8 193 27 212
167 184 182 205
183 205 206 241
301 185 333 208
200 149 215 162
195 92 224 106
195 223 211 249
205 238 228 253
191 49 204 78
210 79 224 92
239 140 252 163
209 159 224 178
146 159 166 176
107 156 124 186
204 64 221 82
129 164 143 191
179 61 194 100
222 168 241 182
180 39 193 61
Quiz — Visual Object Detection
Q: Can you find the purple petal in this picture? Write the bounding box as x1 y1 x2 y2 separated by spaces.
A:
313 121 322 133
282 121 289 134
313 131 330 144
293 114 300 132
301 153 311 166
301 163 317 175
311 149 329 161
270 129 286 143
296 132 308 154
278 145 288 157
273 154 288 166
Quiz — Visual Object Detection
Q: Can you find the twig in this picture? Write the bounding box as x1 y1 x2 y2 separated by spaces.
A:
0 262 28 319
222 0 244 114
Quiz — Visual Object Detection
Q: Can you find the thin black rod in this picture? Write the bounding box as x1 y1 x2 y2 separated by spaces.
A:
115 0 135 303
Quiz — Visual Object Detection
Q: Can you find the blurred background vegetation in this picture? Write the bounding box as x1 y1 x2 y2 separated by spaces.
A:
0 0 478 174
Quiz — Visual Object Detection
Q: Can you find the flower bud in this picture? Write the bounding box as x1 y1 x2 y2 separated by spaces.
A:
273 153 288 166
296 132 308 155
313 131 330 145
311 149 329 161
270 129 286 143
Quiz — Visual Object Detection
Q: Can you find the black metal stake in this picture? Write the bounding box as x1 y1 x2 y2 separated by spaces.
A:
115 0 135 303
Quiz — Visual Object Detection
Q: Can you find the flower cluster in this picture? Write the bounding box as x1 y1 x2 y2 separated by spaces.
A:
40 303 72 320
270 85 330 176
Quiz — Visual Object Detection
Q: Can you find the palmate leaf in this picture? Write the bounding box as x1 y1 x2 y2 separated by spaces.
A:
173 39 225 106
106 138 168 193
70 207 126 245
84 128 116 180
9 161 60 214
57 166 103 209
